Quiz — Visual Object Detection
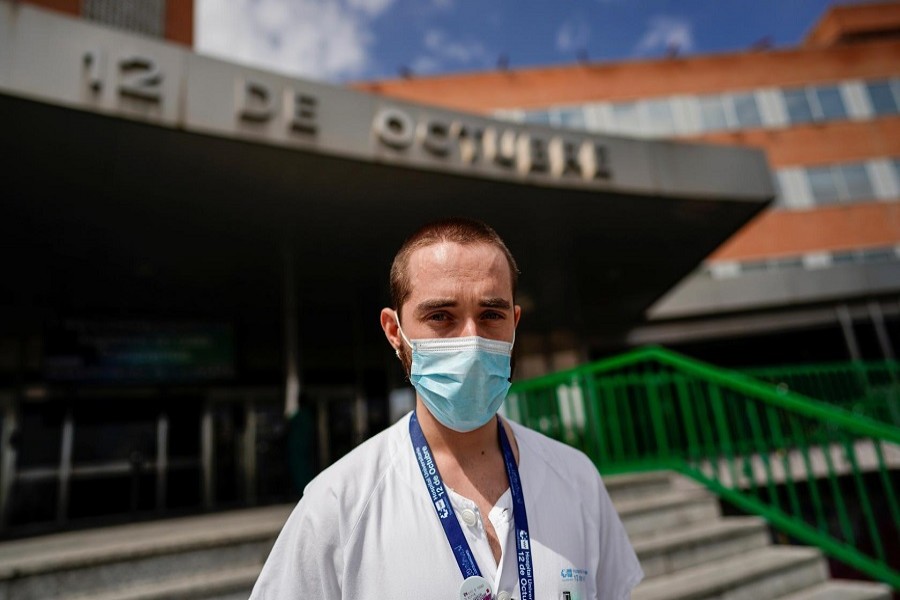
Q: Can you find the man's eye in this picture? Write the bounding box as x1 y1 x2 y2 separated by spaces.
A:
428 313 448 321
482 311 503 320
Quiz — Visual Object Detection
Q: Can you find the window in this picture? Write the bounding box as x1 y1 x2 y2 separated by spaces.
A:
806 162 875 205
741 260 769 273
831 251 857 265
813 86 847 120
807 167 841 204
839 164 874 201
557 107 586 130
522 111 552 125
610 103 640 135
784 89 814 124
84 0 165 37
766 257 803 271
698 96 728 131
783 85 849 124
866 80 899 116
732 93 762 128
643 99 675 135
860 248 895 263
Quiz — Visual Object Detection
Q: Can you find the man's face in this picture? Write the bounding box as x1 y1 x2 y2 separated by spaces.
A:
381 241 521 374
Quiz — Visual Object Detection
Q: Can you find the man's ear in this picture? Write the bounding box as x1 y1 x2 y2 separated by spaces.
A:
514 305 522 328
380 307 403 353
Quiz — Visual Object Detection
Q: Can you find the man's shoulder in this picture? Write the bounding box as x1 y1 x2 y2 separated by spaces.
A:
510 419 594 463
302 413 411 506
508 419 601 485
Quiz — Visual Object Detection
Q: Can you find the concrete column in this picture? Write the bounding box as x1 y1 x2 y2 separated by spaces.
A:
243 400 257 505
283 242 301 418
57 406 73 523
317 396 329 468
836 304 862 362
0 397 19 528
868 301 896 361
155 410 168 511
201 399 213 509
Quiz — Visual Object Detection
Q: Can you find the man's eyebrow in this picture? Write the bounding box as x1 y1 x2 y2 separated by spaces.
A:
415 299 457 314
480 297 512 309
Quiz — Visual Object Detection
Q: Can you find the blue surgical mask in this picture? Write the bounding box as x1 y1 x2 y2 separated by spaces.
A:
395 313 514 433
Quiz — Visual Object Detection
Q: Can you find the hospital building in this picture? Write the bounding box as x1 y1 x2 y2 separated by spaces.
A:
0 0 896 536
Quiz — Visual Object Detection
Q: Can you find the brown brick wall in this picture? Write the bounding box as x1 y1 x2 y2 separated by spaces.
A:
354 40 900 112
711 202 900 261
804 2 900 47
20 0 80 16
690 117 900 168
21 0 193 47
165 0 193 47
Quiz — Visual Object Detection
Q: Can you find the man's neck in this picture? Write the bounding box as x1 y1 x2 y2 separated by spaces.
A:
415 399 500 464
415 399 520 469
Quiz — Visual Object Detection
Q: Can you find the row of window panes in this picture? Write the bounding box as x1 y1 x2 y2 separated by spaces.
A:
773 158 900 208
868 80 900 116
704 245 900 277
510 78 900 138
807 163 874 205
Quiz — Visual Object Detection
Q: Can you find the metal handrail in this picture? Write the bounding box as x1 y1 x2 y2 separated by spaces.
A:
743 361 900 427
506 346 900 588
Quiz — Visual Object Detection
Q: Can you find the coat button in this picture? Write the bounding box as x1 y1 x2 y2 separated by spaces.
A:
460 508 477 526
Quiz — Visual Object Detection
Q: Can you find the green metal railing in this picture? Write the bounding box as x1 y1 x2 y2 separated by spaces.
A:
743 361 900 427
505 347 900 589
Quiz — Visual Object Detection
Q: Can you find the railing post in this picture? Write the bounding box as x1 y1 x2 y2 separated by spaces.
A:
581 374 606 466
841 435 885 563
675 377 699 461
709 385 738 487
647 376 669 459
603 378 624 462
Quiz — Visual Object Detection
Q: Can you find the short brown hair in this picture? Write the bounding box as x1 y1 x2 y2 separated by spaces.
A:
390 218 519 315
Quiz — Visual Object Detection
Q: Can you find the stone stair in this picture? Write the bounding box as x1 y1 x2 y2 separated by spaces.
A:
0 505 291 600
0 470 891 599
607 471 893 600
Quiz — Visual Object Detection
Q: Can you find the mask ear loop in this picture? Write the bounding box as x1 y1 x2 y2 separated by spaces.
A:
393 310 413 351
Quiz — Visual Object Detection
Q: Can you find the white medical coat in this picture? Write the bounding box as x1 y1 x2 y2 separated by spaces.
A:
250 413 643 599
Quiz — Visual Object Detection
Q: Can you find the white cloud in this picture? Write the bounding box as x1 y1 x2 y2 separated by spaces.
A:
346 0 394 17
422 29 488 66
196 0 396 82
411 55 441 74
556 19 590 53
634 15 694 56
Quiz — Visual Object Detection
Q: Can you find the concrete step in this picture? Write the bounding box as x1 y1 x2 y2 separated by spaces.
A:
65 564 260 600
633 517 770 578
0 505 292 600
604 471 674 503
632 546 828 600
777 580 893 600
615 489 721 538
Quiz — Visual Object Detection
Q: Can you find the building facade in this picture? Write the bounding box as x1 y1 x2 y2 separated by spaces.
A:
357 1 900 368
23 0 193 45
0 2 770 534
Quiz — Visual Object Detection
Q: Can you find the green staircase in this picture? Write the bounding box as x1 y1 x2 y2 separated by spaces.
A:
504 347 900 589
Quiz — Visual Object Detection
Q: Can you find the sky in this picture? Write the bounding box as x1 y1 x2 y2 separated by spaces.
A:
195 0 859 84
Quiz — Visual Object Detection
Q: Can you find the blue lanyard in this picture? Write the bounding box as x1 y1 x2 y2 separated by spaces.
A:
409 412 535 600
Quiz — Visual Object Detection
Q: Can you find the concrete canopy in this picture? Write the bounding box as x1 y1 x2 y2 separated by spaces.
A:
0 5 773 373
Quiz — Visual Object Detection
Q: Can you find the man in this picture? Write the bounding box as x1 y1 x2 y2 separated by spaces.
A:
250 218 643 599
